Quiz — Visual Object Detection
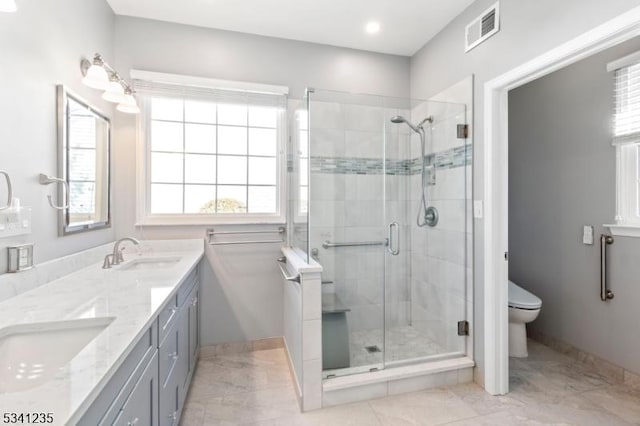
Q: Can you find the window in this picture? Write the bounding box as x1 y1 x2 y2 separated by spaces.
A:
296 109 309 216
612 59 640 229
135 74 288 224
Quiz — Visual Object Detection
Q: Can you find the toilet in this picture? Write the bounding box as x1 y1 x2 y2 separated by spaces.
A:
508 280 542 358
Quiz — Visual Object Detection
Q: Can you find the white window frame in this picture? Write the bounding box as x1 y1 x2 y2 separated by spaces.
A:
606 53 640 237
613 144 640 223
133 71 289 226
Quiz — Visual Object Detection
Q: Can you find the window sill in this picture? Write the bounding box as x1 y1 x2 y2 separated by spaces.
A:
604 224 640 238
136 215 286 227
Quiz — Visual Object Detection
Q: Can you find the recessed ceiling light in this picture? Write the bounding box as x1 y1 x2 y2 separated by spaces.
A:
0 0 17 13
365 21 380 34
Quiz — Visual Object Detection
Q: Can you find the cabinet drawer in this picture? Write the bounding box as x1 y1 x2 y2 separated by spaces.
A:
158 296 178 345
159 371 180 426
159 322 179 387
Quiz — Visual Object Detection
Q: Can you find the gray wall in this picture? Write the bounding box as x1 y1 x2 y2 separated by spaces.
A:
113 16 410 100
0 0 115 275
112 16 411 345
410 0 640 384
509 37 640 374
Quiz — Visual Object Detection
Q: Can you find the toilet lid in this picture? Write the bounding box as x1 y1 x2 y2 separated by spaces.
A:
508 280 542 309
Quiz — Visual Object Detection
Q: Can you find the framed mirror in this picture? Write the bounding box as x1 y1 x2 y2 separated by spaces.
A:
57 85 111 235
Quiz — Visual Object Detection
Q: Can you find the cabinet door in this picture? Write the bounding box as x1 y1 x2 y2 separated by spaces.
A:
188 285 200 373
177 302 189 392
159 322 180 426
159 376 180 426
112 351 159 426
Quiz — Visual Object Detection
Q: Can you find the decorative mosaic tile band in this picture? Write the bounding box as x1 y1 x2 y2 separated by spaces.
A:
310 144 472 175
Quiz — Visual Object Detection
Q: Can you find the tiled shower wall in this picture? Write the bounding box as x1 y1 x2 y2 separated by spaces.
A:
308 100 413 335
409 100 471 355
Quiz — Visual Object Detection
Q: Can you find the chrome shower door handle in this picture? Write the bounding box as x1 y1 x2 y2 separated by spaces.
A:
0 171 12 211
388 222 400 255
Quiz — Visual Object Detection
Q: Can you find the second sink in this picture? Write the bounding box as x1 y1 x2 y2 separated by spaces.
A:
118 256 181 271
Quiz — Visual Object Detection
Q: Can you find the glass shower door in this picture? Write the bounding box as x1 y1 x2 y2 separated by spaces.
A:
309 89 470 379
384 99 469 366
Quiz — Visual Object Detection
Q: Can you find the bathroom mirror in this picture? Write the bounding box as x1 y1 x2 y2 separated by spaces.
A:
57 85 111 235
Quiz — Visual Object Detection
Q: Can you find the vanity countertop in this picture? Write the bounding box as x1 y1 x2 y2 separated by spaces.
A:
0 239 204 425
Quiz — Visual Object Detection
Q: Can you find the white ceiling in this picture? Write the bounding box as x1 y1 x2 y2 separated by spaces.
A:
106 0 475 56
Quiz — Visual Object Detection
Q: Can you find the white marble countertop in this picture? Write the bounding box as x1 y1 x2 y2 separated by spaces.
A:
0 239 204 425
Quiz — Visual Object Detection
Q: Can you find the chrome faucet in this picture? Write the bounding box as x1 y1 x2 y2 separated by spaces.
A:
103 237 140 269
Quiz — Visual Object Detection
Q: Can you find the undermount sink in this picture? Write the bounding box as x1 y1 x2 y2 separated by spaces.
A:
0 317 114 394
118 257 181 271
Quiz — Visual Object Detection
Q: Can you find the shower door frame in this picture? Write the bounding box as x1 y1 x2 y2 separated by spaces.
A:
483 6 640 396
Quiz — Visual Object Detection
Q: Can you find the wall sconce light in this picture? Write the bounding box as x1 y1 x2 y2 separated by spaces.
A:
81 53 139 114
0 0 17 13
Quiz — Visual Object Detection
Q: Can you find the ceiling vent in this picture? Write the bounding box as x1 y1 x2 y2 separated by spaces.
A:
465 2 500 52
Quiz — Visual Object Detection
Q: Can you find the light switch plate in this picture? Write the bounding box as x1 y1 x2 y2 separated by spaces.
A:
583 225 594 245
473 200 483 219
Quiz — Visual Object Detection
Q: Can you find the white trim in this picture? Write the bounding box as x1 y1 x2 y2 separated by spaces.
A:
130 69 289 95
607 49 640 71
322 357 475 392
136 216 286 227
483 5 640 396
605 224 640 237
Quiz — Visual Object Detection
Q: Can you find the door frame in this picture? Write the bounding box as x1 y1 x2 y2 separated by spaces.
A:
483 6 640 395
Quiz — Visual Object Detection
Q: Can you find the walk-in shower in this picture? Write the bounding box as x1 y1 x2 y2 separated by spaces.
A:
292 88 472 384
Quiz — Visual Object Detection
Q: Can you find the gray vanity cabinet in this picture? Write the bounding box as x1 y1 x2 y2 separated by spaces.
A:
159 268 200 426
112 351 159 426
77 266 201 426
159 318 181 426
186 283 200 386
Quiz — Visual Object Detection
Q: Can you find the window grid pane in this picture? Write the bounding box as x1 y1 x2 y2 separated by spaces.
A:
149 97 279 215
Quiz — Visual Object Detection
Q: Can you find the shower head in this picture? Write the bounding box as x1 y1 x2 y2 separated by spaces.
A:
390 115 420 133
390 115 433 134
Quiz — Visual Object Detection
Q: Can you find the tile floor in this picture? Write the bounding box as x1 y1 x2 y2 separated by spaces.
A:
181 339 640 425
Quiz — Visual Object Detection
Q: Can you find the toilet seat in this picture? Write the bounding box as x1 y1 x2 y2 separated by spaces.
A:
508 280 542 310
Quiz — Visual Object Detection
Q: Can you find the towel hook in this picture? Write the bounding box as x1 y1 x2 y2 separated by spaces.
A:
39 173 69 210
0 171 12 211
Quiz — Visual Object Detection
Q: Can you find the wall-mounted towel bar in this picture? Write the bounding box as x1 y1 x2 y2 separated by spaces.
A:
322 239 389 249
0 171 12 211
600 234 615 301
39 173 69 210
207 227 286 245
276 256 300 283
